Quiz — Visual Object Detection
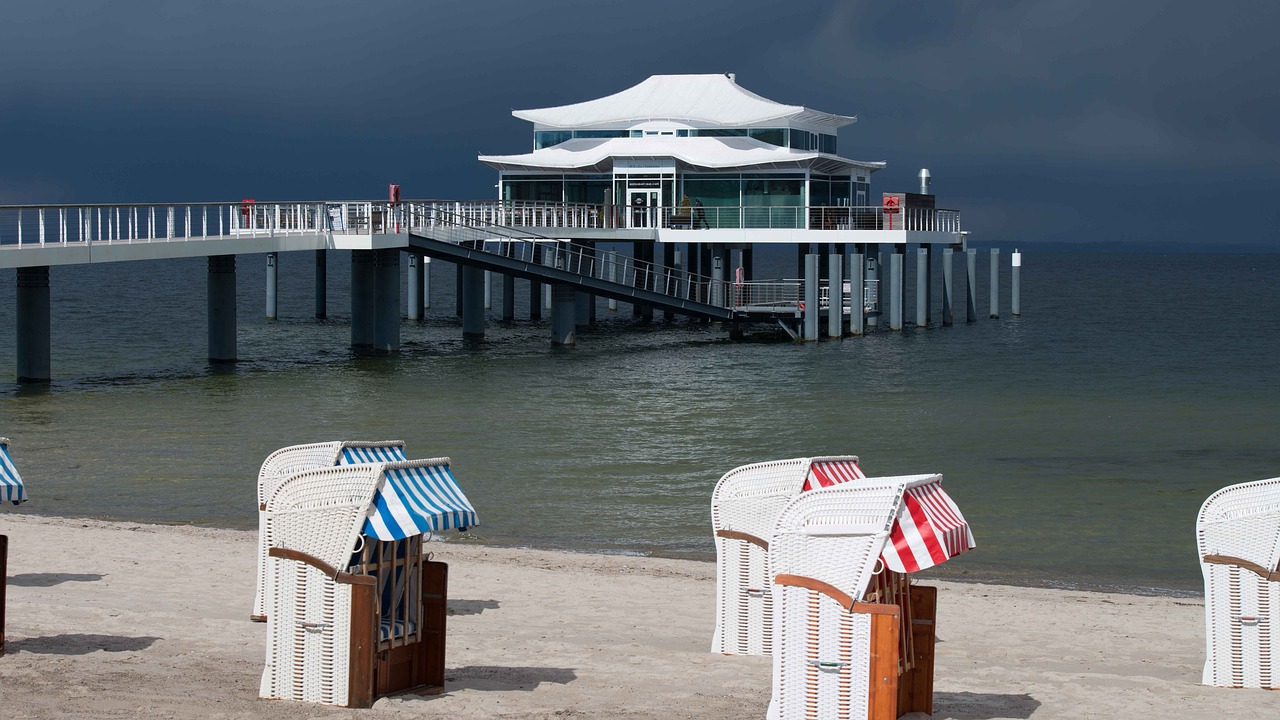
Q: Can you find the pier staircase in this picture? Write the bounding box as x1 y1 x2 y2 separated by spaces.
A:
407 210 740 322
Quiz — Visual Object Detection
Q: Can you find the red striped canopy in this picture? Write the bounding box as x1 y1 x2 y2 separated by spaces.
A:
881 480 974 573
801 459 866 492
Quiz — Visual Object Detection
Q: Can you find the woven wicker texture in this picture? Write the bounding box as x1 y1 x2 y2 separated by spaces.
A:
710 457 861 656
259 555 354 704
253 441 405 619
1197 477 1280 688
770 583 871 720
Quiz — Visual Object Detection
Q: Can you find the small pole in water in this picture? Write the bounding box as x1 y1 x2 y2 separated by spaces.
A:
1012 249 1021 316
407 255 421 321
965 249 977 323
916 247 928 328
989 248 1000 319
828 252 843 339
941 248 954 326
265 252 277 320
889 251 903 331
422 257 431 310
850 252 865 336
803 253 819 341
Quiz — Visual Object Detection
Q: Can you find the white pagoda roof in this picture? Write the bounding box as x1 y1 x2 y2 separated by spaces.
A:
512 74 857 130
479 136 884 175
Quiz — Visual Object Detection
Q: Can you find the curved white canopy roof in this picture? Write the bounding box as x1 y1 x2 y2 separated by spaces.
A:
513 74 857 131
480 136 884 175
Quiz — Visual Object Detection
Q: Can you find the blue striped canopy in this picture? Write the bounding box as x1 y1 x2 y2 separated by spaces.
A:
1 438 28 506
361 462 479 541
339 444 407 465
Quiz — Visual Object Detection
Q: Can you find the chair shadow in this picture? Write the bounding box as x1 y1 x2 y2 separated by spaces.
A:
4 633 161 655
441 665 577 692
447 599 499 616
7 573 104 587
932 691 1041 720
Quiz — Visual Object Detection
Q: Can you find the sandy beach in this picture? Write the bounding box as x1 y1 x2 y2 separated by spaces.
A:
1 514 1277 719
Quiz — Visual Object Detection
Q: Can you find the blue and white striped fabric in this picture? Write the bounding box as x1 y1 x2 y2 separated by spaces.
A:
1 438 28 506
339 444 407 465
362 462 479 540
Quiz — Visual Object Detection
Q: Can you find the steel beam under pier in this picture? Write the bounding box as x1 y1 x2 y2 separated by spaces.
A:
374 248 400 353
208 254 237 363
16 266 51 382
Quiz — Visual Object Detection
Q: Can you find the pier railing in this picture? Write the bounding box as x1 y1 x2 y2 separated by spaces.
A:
399 200 960 233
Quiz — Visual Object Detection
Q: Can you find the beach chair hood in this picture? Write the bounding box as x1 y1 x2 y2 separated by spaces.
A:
1197 477 1280 580
1 438 27 506
770 473 974 601
266 458 480 573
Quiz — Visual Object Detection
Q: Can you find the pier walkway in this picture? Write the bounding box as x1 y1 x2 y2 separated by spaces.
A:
0 198 991 382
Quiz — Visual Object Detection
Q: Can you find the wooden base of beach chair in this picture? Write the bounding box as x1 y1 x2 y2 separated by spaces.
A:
1 534 7 657
345 559 448 708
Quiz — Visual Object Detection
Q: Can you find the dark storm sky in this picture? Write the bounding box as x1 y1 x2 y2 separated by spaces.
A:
3 1 1277 247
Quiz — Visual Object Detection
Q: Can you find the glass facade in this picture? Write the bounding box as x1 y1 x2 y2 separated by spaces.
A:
533 127 838 153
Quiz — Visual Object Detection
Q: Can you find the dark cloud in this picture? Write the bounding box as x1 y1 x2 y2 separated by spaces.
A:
1 0 1276 246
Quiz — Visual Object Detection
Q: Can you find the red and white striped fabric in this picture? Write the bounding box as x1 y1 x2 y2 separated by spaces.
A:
881 480 975 573
800 459 866 492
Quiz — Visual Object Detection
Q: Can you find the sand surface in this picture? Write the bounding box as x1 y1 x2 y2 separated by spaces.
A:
1 514 1278 719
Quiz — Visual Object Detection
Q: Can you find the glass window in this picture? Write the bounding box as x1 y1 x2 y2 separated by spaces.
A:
699 128 748 137
682 177 741 229
565 180 611 204
535 131 572 150
749 128 786 147
574 130 628 139
788 130 813 151
819 134 838 154
742 178 804 228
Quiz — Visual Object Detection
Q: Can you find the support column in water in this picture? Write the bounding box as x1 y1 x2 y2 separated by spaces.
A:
607 251 619 312
455 265 463 318
502 273 515 322
16 266 51 382
865 250 879 329
265 252 278 320
461 265 485 339
208 254 237 363
422 257 431 309
373 248 400 353
551 283 576 346
484 270 492 310
916 248 928 328
989 248 1001 319
315 249 327 319
850 252 865 336
529 245 541 321
1012 249 1022 316
889 252 903 330
942 248 954 326
407 255 422 321
803 254 819 341
966 249 977 323
350 250 375 347
828 252 844 339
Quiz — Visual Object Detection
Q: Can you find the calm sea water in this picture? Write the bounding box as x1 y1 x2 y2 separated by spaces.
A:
1 249 1277 595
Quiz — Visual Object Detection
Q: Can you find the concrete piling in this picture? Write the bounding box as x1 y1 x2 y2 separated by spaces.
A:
850 253 865 336
942 248 954 326
16 266 51 382
207 255 237 362
828 252 843 339
1012 249 1021 316
314 249 327 320
803 254 819 341
551 283 576 346
966 249 977 323
350 250 375 347
889 252 903 331
407 255 422 321
461 265 485 338
916 248 928 328
373 248 400 353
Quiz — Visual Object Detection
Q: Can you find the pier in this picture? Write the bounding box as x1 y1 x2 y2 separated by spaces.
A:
0 197 1021 382
1 74 1029 383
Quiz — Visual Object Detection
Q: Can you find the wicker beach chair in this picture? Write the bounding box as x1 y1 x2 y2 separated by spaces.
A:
259 457 478 707
1197 477 1280 689
252 440 407 621
711 456 865 656
767 474 974 720
1 437 30 657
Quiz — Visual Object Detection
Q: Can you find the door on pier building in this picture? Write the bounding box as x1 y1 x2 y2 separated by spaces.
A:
627 188 659 228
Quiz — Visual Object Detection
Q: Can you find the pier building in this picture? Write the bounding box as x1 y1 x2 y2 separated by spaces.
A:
0 74 1011 383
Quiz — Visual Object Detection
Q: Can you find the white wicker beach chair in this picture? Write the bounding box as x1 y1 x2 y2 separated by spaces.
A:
767 474 974 720
1197 477 1280 689
2 436 29 657
711 456 865 656
259 457 478 708
252 440 406 621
